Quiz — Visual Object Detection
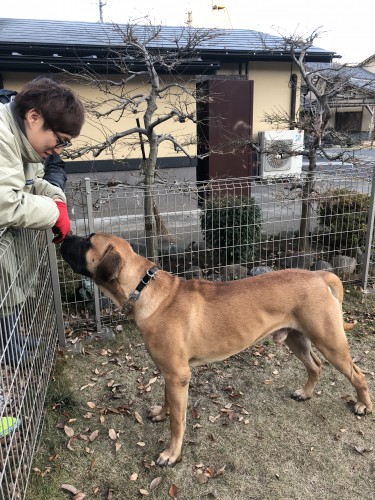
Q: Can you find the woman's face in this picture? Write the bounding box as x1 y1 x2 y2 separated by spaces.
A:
24 109 72 159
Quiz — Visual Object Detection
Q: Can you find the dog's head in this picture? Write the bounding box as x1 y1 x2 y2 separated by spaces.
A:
61 233 123 286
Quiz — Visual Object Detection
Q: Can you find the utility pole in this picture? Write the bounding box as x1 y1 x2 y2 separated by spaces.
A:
99 0 107 22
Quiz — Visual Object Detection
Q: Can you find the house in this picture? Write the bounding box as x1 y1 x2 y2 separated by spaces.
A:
303 61 375 143
0 17 337 177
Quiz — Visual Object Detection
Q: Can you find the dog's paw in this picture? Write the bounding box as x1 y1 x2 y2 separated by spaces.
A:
291 388 311 401
149 405 169 422
156 449 181 467
354 402 371 415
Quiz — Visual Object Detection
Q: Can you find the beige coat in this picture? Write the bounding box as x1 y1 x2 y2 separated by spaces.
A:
0 102 66 230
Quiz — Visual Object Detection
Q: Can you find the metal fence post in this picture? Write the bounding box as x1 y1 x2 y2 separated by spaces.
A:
85 177 103 334
47 230 67 347
361 164 375 291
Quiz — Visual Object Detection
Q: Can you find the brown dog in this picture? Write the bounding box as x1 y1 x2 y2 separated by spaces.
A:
61 233 372 466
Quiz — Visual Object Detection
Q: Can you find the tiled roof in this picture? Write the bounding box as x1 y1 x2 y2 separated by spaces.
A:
307 63 375 90
0 18 334 56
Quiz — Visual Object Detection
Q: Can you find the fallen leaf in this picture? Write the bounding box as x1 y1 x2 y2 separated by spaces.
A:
61 484 79 495
150 477 162 491
134 411 143 424
207 432 216 441
195 472 209 484
115 442 122 452
353 445 373 454
80 383 96 391
89 430 99 442
73 493 86 500
87 402 96 409
67 438 76 451
130 473 138 481
64 426 74 438
216 465 226 476
137 441 146 447
168 484 178 498
33 467 51 478
108 429 117 440
139 489 149 496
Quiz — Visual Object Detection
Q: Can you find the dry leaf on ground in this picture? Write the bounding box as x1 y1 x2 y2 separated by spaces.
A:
150 477 162 490
61 483 79 494
169 484 178 498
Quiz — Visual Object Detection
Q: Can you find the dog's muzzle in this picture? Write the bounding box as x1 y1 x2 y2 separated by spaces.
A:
60 234 93 277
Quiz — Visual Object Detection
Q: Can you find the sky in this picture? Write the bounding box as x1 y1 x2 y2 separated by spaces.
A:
2 0 374 63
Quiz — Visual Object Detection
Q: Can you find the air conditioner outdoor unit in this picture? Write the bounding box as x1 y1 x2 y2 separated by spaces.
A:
258 130 304 178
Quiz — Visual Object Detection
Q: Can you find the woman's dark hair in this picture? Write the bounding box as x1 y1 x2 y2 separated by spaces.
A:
14 77 85 137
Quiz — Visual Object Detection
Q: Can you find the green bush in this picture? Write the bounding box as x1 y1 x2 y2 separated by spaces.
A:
200 194 261 264
317 188 370 250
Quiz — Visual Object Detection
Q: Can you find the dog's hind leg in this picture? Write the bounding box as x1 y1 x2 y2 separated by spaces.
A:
313 333 372 415
284 330 322 401
156 368 191 466
149 385 170 422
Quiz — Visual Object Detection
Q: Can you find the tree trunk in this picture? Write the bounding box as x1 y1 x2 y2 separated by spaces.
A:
144 152 158 262
299 150 317 251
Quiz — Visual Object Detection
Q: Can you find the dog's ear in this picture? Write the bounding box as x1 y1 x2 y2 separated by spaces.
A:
95 246 121 283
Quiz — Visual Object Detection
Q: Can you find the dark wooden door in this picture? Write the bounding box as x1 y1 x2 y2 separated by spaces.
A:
196 79 254 182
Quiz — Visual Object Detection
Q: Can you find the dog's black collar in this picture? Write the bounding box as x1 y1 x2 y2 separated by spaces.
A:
128 266 158 303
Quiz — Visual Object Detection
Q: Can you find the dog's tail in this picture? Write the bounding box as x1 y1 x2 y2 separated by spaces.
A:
316 271 357 332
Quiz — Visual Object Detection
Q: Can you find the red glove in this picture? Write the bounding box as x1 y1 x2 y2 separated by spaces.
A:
52 200 70 244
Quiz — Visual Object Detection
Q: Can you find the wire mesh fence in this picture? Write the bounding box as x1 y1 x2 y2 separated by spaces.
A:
60 167 375 331
0 166 374 498
0 229 59 500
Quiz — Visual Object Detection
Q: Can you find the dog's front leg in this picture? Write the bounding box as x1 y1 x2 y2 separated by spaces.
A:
156 368 191 467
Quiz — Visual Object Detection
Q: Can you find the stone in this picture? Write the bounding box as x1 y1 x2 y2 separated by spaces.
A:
219 265 249 281
284 254 315 269
184 266 203 280
330 255 357 277
310 260 333 272
249 266 273 276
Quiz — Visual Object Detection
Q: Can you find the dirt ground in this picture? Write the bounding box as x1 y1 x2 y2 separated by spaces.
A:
26 287 375 500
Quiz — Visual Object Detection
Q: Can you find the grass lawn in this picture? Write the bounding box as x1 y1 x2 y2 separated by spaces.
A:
26 286 375 500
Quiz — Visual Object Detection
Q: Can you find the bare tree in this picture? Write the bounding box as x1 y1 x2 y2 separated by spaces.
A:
262 29 375 250
63 20 220 259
